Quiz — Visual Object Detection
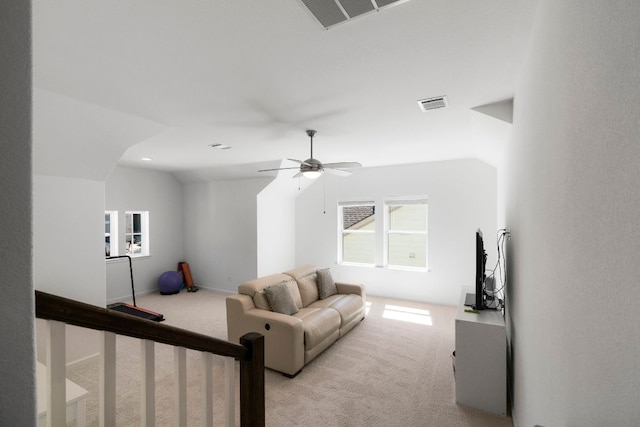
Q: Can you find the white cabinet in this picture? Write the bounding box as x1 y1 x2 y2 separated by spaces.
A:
455 287 506 415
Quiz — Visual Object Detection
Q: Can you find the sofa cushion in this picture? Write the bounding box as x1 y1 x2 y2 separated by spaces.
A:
316 268 337 299
308 294 364 328
264 282 299 315
293 308 340 350
284 265 319 307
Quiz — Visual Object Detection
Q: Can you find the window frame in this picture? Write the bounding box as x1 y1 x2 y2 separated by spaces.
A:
124 211 150 257
337 197 429 271
384 198 428 271
105 210 118 258
338 201 376 266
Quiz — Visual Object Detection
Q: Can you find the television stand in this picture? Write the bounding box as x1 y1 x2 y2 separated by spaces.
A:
455 287 506 415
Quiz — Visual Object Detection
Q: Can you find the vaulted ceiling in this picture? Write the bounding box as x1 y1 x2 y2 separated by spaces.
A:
32 0 539 182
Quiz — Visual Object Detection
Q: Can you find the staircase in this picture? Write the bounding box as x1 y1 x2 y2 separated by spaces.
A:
35 291 265 426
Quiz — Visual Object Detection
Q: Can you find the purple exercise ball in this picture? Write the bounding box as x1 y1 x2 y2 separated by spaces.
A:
158 271 182 295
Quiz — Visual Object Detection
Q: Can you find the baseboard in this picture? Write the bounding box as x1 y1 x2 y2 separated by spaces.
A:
198 285 235 295
107 285 234 305
107 288 162 305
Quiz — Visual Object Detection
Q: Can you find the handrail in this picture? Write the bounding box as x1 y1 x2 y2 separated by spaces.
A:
35 290 265 426
36 290 245 358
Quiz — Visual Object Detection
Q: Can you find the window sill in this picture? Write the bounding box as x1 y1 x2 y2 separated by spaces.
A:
387 265 429 273
338 262 429 272
105 255 151 263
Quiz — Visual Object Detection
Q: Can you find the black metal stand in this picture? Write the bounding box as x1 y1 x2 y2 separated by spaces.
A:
106 255 164 322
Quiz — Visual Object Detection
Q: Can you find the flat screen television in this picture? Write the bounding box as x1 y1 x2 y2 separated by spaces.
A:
465 229 487 310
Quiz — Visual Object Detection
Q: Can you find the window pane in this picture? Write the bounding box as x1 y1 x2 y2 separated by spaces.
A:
388 233 427 268
343 232 375 264
133 213 141 233
342 205 375 230
126 236 142 255
125 214 132 234
389 205 426 231
105 213 111 256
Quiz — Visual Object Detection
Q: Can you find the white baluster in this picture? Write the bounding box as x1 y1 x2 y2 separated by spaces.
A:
100 331 116 427
224 357 235 427
174 346 187 426
202 352 213 427
141 339 155 427
46 320 66 427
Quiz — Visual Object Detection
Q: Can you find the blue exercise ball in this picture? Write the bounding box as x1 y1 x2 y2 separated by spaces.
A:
158 271 183 295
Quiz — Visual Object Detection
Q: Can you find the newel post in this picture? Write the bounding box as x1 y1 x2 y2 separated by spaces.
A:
239 332 265 427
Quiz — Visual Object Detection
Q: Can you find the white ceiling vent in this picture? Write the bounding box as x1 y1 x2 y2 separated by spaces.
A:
299 0 410 29
418 96 449 112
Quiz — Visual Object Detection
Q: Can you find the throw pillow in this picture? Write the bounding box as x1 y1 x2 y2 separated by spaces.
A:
316 268 337 300
264 282 299 315
253 290 270 310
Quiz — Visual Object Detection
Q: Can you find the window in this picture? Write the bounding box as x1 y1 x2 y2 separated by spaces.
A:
125 211 149 257
339 202 376 265
105 211 118 257
338 197 428 270
385 199 428 269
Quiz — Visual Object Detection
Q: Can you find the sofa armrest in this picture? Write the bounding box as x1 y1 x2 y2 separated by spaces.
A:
234 308 305 376
336 282 366 301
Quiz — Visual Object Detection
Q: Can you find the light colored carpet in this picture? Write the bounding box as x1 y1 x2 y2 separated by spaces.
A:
67 289 512 427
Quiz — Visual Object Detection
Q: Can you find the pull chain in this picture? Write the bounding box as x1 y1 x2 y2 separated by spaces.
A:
323 178 326 214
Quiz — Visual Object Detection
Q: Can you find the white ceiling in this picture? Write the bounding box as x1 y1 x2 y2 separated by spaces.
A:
32 0 539 182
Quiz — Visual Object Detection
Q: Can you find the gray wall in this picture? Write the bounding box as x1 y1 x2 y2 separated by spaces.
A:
0 0 36 423
106 166 185 302
183 178 272 293
506 1 640 425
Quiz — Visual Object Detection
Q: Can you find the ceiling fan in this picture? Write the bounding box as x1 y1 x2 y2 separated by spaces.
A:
259 130 362 179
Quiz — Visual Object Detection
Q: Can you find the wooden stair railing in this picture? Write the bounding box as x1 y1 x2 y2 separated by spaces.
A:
35 290 265 427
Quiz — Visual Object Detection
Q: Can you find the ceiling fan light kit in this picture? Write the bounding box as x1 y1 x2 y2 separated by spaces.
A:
258 129 362 180
302 170 323 179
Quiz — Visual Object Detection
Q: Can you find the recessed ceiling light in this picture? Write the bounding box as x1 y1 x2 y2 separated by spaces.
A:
141 157 153 161
209 143 231 150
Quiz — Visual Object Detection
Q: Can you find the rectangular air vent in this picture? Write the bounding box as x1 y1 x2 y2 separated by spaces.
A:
418 96 449 112
299 0 410 29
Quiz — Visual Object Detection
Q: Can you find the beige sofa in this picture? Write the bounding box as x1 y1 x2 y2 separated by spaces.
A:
226 265 366 376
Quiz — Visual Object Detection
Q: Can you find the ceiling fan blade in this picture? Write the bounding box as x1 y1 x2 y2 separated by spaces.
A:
292 171 303 179
322 161 362 170
258 167 301 172
324 168 352 177
287 158 312 166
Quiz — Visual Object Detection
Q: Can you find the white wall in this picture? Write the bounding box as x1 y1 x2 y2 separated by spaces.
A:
105 166 185 302
183 178 272 293
506 2 640 426
0 0 36 422
33 176 106 305
257 176 297 276
32 175 106 366
295 159 497 306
